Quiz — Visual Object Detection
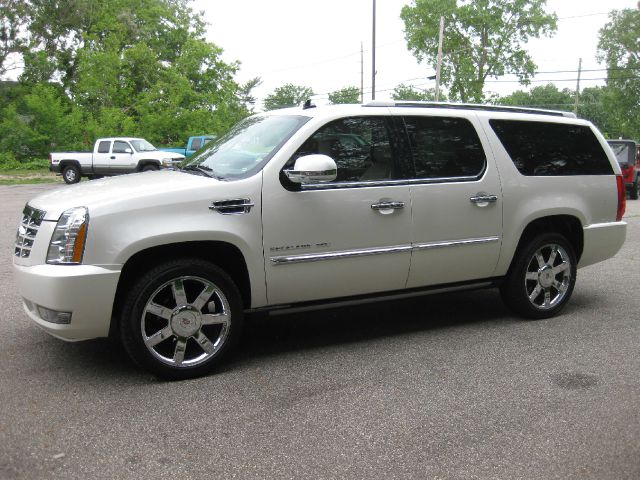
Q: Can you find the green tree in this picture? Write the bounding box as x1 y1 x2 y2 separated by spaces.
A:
238 77 263 112
0 0 30 77
8 0 246 151
597 7 640 139
263 84 314 111
328 86 360 104
391 83 438 101
401 0 557 103
498 83 573 110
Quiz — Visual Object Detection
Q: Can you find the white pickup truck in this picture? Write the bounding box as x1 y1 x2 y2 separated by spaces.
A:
49 137 186 184
15 102 627 380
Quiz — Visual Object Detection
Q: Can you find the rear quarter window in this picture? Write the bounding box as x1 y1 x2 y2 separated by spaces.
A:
489 120 613 176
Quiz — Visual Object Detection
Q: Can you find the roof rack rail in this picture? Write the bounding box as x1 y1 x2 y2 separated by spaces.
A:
363 100 576 118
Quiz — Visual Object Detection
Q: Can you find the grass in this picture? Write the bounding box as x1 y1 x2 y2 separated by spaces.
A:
0 167 62 185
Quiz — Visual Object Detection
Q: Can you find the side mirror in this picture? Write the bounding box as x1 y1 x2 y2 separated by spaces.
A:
284 154 337 184
125 148 132 154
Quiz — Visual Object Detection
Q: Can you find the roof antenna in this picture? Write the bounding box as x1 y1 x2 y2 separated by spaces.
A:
302 99 316 110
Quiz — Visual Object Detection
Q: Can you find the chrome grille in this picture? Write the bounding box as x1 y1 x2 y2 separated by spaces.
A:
15 205 46 258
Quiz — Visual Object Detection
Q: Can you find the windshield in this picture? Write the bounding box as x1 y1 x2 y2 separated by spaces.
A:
608 142 632 165
184 115 309 179
130 139 157 152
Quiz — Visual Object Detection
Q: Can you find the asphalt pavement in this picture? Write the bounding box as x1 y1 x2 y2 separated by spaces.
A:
1 183 639 479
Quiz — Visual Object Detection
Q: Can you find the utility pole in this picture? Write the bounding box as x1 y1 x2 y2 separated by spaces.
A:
372 0 376 100
574 58 582 116
360 42 364 103
435 16 444 102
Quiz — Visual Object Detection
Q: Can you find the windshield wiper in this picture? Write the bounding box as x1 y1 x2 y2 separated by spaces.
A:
181 164 213 177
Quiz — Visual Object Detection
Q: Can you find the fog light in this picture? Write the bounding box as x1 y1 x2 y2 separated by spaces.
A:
36 305 72 324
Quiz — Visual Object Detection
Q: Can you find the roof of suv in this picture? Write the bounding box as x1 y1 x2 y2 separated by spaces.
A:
268 101 578 121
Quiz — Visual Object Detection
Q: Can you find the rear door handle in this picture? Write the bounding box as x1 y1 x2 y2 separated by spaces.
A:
110 156 116 159
469 193 498 207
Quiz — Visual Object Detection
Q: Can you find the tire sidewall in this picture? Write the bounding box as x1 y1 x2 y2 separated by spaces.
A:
63 165 80 184
502 233 577 319
120 259 244 380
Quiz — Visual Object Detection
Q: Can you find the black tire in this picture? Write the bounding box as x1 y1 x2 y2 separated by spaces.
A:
141 164 159 172
120 258 244 380
62 165 81 184
630 181 639 200
500 233 577 320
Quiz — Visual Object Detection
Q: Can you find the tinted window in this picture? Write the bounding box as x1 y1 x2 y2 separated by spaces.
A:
490 120 613 176
112 141 130 154
191 138 202 150
403 116 486 179
97 141 110 154
288 117 398 182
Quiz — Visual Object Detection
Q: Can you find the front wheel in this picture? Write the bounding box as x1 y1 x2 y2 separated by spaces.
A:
62 165 81 184
500 233 577 319
120 259 244 380
141 164 159 172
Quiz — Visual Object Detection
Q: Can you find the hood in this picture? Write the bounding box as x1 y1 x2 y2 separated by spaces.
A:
29 170 216 221
147 150 185 160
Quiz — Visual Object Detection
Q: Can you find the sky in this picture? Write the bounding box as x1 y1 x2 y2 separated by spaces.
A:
191 0 638 107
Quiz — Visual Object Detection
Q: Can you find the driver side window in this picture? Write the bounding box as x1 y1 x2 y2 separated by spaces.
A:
287 116 398 182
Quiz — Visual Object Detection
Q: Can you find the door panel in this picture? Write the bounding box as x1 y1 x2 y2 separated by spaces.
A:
401 114 503 287
262 115 412 305
262 185 411 305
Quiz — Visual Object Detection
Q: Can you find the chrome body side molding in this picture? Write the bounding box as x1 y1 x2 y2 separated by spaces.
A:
270 236 501 265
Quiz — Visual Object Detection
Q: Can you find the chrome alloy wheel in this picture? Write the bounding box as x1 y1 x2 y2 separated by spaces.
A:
524 243 572 310
141 276 231 367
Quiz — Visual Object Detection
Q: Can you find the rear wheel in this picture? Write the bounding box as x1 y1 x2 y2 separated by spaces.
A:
500 233 577 319
630 181 639 200
62 165 81 184
120 259 244 380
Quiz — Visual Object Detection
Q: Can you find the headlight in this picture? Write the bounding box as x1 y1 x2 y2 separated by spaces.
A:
46 207 89 264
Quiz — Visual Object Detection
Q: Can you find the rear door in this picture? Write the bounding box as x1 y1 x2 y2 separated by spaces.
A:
399 113 503 288
92 140 112 174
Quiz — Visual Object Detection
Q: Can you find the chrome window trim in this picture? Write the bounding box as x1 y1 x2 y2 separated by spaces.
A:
270 236 501 265
301 174 481 191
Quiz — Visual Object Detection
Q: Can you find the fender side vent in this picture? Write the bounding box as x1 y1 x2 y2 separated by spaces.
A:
209 199 254 215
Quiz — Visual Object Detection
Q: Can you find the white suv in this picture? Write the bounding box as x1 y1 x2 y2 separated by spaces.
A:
13 102 627 379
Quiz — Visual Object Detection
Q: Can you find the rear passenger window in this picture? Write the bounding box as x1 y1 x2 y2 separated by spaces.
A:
403 116 486 179
97 141 110 154
490 120 613 176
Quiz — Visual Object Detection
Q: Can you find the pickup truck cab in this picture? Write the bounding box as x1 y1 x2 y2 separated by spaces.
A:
16 102 627 380
50 137 186 184
159 135 216 158
607 139 639 200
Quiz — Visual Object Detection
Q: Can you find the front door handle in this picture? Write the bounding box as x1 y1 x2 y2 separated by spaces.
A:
110 156 116 159
469 193 498 207
371 201 405 211
371 201 405 215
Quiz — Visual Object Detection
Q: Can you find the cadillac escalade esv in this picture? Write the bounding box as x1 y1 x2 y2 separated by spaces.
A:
14 102 627 379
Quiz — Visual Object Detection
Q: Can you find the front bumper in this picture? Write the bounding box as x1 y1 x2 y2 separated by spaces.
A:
579 221 627 269
13 263 121 341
